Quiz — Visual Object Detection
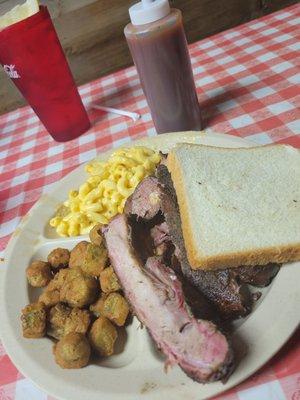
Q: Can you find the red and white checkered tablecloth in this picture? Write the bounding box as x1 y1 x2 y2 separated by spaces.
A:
0 4 299 400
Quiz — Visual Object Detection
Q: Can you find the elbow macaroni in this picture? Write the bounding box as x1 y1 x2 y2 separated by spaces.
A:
50 146 161 237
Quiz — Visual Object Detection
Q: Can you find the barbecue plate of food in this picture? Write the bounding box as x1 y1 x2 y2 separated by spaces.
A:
0 131 299 400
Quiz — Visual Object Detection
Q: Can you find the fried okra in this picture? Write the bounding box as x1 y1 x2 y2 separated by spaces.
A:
60 267 98 308
26 261 52 288
99 266 120 293
69 240 108 277
81 243 108 277
54 332 91 369
39 269 69 307
88 316 117 357
47 248 70 269
21 302 46 338
65 308 91 337
47 303 91 339
47 303 69 339
89 294 106 316
90 293 129 326
69 241 89 269
89 223 103 246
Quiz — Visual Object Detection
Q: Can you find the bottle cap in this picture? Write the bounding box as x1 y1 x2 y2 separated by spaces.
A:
129 0 170 26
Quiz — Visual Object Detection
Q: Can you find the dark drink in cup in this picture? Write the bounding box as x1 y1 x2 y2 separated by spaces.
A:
0 6 90 142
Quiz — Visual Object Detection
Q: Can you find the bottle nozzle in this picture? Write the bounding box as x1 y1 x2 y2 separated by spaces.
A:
141 0 154 7
129 0 170 25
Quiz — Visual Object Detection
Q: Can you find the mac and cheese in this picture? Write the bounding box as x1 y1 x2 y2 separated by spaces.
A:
50 146 161 237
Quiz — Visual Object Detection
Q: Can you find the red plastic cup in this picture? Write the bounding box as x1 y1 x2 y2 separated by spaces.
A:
0 6 90 141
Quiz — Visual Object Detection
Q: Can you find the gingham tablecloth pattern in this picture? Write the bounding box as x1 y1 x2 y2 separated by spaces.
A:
0 4 299 400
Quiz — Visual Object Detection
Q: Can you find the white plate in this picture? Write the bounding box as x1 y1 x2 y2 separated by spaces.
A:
0 131 299 400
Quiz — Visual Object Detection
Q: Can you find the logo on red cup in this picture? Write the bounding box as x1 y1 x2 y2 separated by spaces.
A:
4 64 21 79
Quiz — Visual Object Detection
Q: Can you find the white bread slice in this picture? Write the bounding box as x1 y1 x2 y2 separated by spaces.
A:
167 143 300 270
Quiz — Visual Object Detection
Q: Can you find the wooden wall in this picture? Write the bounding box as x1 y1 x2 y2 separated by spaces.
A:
0 0 297 114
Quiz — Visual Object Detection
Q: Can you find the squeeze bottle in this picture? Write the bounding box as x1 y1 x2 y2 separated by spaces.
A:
124 0 202 134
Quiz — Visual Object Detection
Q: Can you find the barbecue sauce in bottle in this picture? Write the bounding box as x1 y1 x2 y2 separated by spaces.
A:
124 0 202 134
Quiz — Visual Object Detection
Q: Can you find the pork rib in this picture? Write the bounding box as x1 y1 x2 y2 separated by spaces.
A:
124 176 162 220
103 214 234 383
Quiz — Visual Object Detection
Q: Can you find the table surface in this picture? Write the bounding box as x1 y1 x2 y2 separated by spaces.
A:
0 4 299 400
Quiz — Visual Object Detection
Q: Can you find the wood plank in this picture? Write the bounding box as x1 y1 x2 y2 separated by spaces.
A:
0 0 297 114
